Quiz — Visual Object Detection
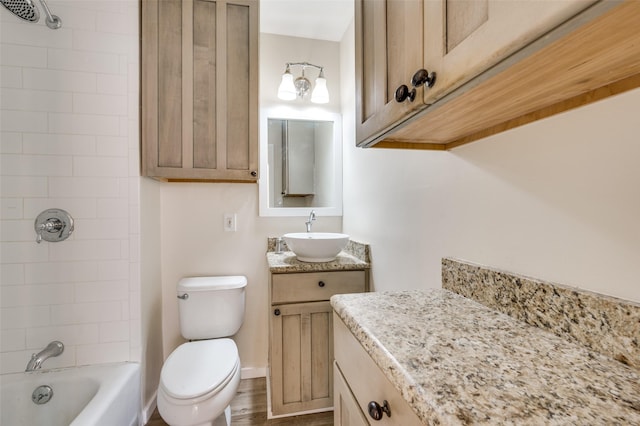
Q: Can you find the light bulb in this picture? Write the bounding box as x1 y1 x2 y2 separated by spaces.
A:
311 76 329 104
277 70 296 100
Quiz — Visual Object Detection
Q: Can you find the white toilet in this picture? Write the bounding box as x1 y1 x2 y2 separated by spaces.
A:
157 276 247 426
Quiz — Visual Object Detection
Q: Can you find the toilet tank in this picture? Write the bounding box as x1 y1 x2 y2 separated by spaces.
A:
177 276 247 340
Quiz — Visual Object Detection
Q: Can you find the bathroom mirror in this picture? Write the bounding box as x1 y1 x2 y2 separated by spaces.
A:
259 107 342 216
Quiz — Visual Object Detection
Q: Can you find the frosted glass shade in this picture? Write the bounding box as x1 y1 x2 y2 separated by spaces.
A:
277 72 296 100
311 77 329 104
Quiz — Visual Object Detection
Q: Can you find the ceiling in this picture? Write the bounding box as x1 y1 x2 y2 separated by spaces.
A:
260 0 354 42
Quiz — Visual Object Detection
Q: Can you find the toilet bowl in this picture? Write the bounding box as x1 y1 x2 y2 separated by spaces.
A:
158 340 240 426
157 276 247 426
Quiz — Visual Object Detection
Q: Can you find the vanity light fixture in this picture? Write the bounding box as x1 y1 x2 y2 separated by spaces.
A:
277 62 329 104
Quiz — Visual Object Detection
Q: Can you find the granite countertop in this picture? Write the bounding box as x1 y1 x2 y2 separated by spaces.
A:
267 239 370 273
331 289 640 425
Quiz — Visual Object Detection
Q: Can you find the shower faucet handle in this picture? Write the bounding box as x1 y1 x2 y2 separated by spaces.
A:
34 209 74 244
36 219 64 243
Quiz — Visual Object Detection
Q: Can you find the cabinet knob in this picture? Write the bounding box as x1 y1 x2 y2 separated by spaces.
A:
367 400 391 420
411 69 436 89
250 170 258 177
394 84 416 103
274 308 281 316
318 281 325 287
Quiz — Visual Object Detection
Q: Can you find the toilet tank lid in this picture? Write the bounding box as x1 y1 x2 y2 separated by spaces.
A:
178 276 247 292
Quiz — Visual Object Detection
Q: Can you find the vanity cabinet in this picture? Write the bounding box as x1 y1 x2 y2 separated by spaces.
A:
269 270 368 417
141 0 259 181
333 314 422 426
356 0 640 149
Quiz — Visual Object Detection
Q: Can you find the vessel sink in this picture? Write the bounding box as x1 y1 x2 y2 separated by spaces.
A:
282 232 349 262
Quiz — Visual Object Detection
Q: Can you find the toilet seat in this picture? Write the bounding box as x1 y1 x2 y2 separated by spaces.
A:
160 339 239 400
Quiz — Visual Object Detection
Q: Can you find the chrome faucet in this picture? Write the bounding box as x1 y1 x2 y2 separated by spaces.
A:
25 341 64 372
305 210 316 232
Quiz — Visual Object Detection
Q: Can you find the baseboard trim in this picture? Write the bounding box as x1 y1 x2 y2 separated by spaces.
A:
141 390 157 425
241 366 266 379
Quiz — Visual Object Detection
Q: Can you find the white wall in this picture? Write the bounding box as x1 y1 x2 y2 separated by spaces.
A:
0 0 142 373
341 19 640 303
159 183 342 375
260 33 341 110
140 177 163 416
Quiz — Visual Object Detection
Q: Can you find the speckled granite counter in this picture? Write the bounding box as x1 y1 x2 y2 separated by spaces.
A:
331 289 640 425
442 258 640 371
267 239 370 273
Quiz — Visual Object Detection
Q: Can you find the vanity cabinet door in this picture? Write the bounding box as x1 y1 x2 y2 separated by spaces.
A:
270 301 333 416
141 0 258 181
334 362 369 426
333 314 422 426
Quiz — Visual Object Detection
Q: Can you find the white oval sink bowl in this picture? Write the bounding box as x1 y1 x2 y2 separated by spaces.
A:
283 232 349 263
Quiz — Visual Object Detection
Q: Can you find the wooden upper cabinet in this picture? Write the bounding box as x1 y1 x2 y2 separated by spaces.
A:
423 0 597 103
356 0 640 150
142 0 259 181
355 0 426 145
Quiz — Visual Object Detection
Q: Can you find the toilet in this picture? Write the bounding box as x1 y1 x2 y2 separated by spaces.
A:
157 276 247 426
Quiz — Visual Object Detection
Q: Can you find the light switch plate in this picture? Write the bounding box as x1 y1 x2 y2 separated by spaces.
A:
224 213 237 232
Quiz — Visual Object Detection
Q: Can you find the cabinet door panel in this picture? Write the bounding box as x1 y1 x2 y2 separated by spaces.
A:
310 311 331 400
157 0 183 168
226 3 252 170
425 0 598 103
446 0 488 52
270 301 333 416
359 0 378 124
141 0 258 181
281 313 302 404
334 362 369 426
193 0 217 169
356 0 426 146
385 0 424 103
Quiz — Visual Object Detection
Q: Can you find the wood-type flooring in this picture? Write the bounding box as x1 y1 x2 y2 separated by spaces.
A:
146 377 334 425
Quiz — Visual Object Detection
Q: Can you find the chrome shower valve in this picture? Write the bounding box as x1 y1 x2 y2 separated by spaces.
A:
34 208 74 244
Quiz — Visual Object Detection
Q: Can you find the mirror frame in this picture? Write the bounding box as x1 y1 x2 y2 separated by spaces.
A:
259 105 343 217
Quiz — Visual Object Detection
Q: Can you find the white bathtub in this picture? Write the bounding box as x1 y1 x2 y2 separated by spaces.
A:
0 362 140 426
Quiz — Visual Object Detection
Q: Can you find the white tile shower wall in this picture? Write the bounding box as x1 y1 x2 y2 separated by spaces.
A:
0 0 141 373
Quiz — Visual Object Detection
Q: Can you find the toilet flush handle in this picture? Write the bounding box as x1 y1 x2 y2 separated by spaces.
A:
177 294 189 300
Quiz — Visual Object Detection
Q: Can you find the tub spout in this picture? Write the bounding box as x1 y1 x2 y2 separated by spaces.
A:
25 341 64 372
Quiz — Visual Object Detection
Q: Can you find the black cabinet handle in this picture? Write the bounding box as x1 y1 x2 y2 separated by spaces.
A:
411 68 436 88
274 308 281 316
368 400 391 420
318 281 325 287
250 170 258 177
394 84 416 103
395 69 436 103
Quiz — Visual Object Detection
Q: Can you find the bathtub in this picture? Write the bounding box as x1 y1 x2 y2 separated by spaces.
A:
0 362 140 426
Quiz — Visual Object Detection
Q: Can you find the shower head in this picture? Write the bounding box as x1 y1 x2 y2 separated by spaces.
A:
0 0 61 29
1 0 39 22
